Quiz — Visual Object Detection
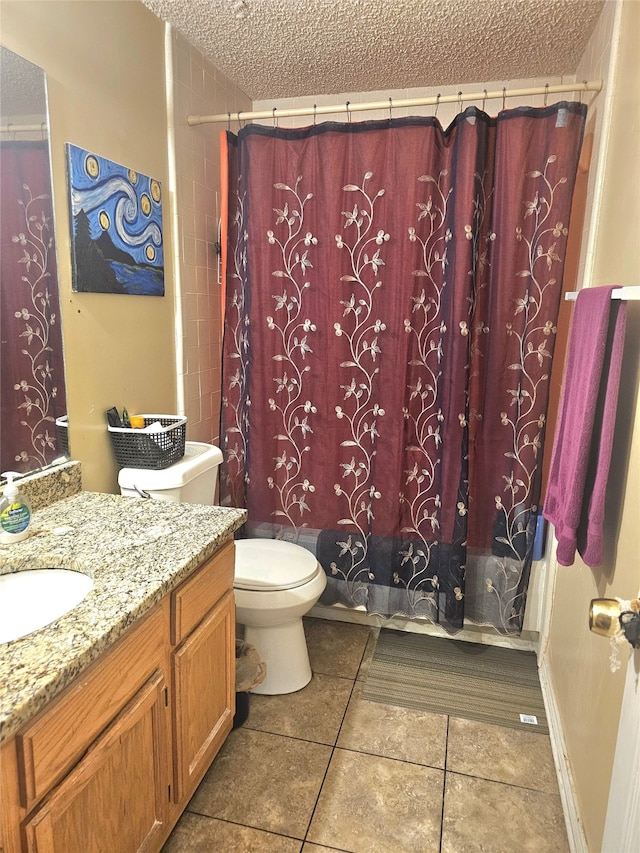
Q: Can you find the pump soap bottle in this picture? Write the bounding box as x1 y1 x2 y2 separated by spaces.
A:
0 472 32 544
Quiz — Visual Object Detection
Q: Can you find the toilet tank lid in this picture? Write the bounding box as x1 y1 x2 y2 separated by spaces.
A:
117 441 222 491
234 539 320 590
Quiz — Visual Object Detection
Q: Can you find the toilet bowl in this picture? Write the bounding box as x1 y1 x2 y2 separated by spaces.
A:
118 441 326 694
234 538 326 694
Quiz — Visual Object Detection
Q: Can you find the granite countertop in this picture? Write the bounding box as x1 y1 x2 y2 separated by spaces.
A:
0 491 246 743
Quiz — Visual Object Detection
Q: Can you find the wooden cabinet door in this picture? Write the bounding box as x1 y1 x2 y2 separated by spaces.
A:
18 605 166 812
172 589 235 802
24 671 169 853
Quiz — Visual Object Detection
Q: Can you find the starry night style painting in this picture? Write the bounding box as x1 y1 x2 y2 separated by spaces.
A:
66 143 164 295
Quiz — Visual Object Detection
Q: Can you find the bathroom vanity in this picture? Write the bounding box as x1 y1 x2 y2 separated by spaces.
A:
0 483 246 852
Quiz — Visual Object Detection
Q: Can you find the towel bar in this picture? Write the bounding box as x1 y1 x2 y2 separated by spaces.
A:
565 287 639 301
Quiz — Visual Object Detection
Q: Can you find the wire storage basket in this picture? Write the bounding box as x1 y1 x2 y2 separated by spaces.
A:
108 415 186 470
55 416 69 456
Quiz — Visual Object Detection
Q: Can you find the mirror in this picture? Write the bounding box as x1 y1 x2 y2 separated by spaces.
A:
0 45 68 473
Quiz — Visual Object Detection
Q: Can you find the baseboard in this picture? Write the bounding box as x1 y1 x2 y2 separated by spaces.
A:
539 656 588 853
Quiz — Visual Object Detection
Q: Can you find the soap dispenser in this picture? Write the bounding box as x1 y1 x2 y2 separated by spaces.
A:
0 472 32 544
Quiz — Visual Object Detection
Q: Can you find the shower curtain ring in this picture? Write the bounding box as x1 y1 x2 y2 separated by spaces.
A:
434 94 440 117
313 103 317 125
346 100 351 123
502 88 506 111
227 112 231 131
388 97 393 122
544 83 549 106
482 89 487 112
458 91 463 114
272 107 278 128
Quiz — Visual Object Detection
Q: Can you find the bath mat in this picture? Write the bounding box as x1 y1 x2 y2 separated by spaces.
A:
363 629 548 733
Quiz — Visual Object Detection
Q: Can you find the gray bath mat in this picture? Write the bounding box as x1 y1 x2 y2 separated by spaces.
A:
363 629 548 733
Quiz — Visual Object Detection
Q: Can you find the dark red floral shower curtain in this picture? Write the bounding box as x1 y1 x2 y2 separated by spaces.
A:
221 104 586 634
1 141 66 473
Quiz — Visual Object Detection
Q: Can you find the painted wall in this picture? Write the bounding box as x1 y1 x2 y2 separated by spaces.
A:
543 0 640 849
1 0 176 493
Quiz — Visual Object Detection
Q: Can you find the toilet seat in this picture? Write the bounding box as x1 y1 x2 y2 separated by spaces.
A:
234 539 320 591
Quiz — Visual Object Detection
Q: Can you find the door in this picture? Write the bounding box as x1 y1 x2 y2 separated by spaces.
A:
172 589 235 801
24 671 170 853
601 646 640 852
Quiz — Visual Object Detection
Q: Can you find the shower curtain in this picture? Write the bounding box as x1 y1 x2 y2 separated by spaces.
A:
220 103 586 634
0 140 66 473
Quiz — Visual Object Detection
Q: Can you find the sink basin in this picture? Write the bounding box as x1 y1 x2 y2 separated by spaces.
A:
0 569 93 644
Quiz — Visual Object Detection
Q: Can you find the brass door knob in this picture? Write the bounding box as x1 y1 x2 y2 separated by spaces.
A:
590 597 640 649
589 598 620 638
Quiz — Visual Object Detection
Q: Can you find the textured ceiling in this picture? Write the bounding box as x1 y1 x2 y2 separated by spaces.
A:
140 0 605 100
0 46 47 119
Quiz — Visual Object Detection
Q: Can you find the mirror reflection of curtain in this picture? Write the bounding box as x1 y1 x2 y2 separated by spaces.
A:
221 104 586 634
1 140 66 473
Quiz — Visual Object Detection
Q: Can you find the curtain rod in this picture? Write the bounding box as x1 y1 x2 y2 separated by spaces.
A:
0 122 48 134
187 80 602 127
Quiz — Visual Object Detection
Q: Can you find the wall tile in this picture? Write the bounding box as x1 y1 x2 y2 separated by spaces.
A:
170 27 250 445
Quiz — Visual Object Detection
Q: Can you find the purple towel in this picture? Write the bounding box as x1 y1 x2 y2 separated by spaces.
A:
544 286 627 567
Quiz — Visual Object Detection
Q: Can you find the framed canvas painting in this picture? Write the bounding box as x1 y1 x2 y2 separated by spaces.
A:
66 143 164 295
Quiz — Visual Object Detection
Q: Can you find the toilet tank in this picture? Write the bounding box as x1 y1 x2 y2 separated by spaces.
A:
118 441 223 505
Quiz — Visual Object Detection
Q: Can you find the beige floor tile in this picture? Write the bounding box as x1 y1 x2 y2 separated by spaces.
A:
172 619 572 853
337 682 447 768
307 748 444 853
442 773 569 853
245 672 354 744
304 617 373 679
162 811 302 852
447 716 559 793
188 728 331 839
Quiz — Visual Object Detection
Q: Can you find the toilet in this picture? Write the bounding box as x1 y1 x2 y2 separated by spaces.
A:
118 441 326 694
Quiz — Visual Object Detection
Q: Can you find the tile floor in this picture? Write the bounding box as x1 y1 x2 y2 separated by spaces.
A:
163 617 570 853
